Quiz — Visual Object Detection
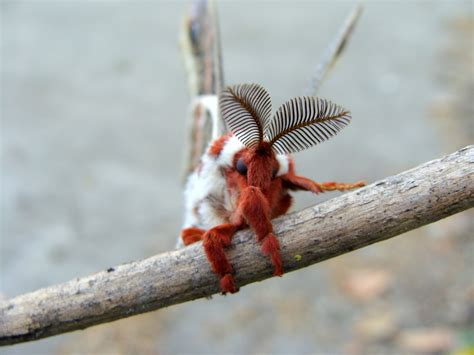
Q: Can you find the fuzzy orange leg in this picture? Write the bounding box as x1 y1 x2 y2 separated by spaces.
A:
271 193 293 219
261 233 283 276
283 174 365 194
316 181 366 192
202 224 239 294
181 227 206 245
238 187 283 276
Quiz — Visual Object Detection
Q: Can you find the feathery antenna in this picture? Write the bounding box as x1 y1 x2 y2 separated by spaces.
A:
220 84 272 148
266 97 351 155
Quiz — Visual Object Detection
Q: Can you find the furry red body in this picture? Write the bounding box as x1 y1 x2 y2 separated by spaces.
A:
181 133 364 293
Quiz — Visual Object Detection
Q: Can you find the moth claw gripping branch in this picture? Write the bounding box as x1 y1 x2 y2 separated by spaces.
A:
180 84 365 294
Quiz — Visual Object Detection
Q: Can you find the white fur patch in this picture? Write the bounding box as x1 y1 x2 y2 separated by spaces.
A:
181 135 242 244
217 135 245 166
276 154 289 176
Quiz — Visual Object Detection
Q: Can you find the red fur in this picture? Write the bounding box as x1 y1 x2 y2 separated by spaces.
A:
245 143 277 191
283 174 323 193
220 274 238 294
225 153 247 193
283 174 365 193
208 133 232 156
202 224 238 294
271 193 292 218
238 186 273 241
181 227 205 245
235 145 285 278
184 135 365 294
318 181 366 190
282 159 365 193
261 234 283 276
267 177 283 211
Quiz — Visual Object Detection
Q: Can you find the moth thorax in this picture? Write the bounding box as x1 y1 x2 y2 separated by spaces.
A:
247 144 275 190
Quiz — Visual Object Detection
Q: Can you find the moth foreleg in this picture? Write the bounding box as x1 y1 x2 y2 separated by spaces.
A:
238 187 283 276
316 180 366 192
283 174 365 194
202 223 239 294
181 227 206 245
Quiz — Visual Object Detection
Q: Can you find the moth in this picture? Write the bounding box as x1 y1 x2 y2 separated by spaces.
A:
179 83 365 294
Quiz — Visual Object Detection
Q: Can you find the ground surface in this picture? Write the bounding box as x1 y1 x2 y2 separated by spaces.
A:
1 1 473 354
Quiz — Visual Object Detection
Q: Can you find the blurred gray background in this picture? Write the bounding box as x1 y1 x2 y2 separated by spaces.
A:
1 1 473 354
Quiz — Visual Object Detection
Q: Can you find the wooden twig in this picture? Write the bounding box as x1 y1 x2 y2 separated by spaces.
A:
1 146 473 346
181 0 224 180
304 3 363 95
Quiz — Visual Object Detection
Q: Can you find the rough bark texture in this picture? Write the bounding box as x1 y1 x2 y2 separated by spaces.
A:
1 146 473 346
304 3 362 96
181 0 225 179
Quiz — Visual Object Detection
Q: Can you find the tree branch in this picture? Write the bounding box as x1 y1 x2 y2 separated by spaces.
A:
1 146 473 346
304 2 363 95
180 0 224 180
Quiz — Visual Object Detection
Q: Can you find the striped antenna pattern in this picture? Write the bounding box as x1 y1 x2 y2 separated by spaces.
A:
266 97 351 155
219 84 272 148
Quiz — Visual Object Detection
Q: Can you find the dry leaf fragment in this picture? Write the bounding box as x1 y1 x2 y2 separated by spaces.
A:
343 269 392 301
397 328 454 353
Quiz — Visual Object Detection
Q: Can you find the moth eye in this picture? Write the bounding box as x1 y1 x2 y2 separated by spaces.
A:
236 158 247 175
272 167 278 179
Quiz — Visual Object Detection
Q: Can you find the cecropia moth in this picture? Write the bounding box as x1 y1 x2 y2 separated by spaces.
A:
179 83 365 294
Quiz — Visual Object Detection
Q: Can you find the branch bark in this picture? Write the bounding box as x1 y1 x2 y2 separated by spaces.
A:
303 3 363 95
180 0 224 180
1 146 473 346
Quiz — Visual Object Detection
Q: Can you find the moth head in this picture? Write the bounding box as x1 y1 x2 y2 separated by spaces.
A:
231 141 280 190
220 83 352 188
